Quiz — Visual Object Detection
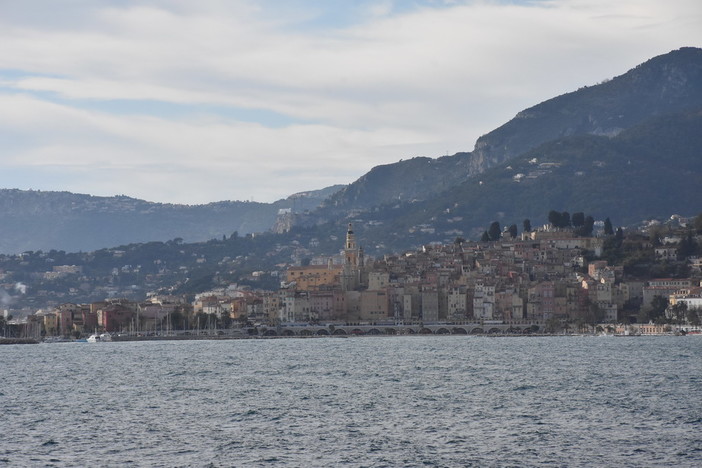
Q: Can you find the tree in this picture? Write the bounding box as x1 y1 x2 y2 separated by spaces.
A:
575 215 595 237
191 312 210 330
237 313 252 327
649 295 669 323
677 230 697 259
480 231 490 242
548 210 561 228
523 219 532 233
671 302 687 326
561 211 571 228
694 213 702 235
219 311 233 329
622 297 642 323
508 224 518 239
488 221 501 241
170 310 185 330
584 300 605 329
648 224 665 246
604 217 614 236
545 316 561 334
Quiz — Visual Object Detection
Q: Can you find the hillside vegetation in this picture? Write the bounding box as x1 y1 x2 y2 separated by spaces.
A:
326 107 702 254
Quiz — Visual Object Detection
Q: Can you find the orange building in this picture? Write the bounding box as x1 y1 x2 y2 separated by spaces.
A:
286 262 343 291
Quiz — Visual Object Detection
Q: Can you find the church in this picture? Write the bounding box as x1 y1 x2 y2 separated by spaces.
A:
280 224 380 323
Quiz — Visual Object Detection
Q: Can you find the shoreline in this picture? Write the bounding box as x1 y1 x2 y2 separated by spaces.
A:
27 332 691 344
0 338 40 345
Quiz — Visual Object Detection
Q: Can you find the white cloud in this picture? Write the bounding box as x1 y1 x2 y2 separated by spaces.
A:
0 93 427 203
0 0 700 203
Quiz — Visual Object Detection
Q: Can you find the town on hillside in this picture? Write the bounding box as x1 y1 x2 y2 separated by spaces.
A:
2 213 702 340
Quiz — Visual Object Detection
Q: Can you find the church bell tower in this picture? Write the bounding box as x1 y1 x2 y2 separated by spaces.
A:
344 223 358 267
342 223 363 291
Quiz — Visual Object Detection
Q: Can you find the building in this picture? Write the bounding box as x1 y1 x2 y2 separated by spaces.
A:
643 278 694 308
97 304 134 332
341 223 364 291
285 261 343 291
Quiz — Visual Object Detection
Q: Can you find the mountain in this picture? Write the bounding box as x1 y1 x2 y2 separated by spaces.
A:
0 186 342 254
320 152 471 211
471 47 702 168
314 47 702 219
346 106 702 253
2 48 700 257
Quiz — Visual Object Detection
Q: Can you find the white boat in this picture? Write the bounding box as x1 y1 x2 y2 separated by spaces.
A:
87 333 112 343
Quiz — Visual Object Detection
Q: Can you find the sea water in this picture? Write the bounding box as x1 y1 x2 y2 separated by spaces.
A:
1 336 701 467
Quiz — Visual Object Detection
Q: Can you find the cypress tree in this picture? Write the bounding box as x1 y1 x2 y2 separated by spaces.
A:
488 221 501 241
548 210 561 227
508 224 518 238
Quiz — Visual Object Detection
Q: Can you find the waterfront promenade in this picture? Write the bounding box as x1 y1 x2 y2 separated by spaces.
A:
109 321 546 340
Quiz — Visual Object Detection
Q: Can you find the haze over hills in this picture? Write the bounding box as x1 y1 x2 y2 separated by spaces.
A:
0 186 342 254
1 47 700 256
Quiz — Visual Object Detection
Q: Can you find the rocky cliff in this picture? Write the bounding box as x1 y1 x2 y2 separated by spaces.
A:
470 47 702 172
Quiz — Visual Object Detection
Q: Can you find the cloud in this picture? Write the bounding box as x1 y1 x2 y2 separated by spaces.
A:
0 92 427 203
0 0 700 203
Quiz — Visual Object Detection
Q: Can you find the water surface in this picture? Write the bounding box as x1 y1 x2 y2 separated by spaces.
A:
2 336 701 467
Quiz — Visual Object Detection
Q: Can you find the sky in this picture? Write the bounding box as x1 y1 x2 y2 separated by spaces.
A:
0 0 700 205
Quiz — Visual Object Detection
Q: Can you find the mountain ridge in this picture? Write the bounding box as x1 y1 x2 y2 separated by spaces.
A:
0 185 343 253
1 47 701 256
470 46 702 168
347 106 702 253
312 47 702 221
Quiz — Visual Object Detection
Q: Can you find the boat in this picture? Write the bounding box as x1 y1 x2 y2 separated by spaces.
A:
87 333 112 343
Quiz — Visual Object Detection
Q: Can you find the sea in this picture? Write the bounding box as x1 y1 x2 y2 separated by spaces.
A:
1 335 701 467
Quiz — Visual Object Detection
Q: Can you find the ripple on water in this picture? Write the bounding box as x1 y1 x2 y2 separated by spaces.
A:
1 336 701 467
